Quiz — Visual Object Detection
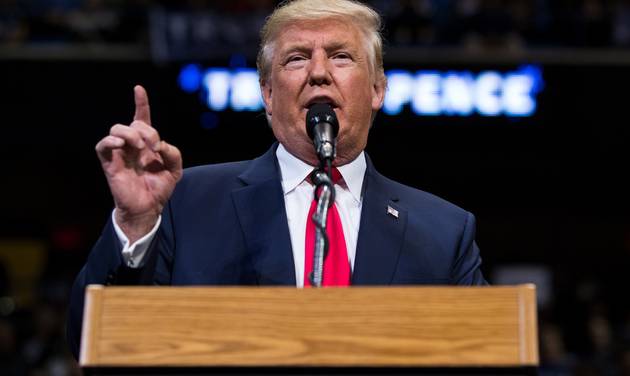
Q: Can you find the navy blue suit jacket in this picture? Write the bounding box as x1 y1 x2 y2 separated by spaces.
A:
67 144 486 358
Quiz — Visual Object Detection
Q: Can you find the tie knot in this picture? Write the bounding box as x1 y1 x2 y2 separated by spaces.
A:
307 167 343 185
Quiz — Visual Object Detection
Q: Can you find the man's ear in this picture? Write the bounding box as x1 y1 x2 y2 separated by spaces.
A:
371 73 386 112
261 80 273 116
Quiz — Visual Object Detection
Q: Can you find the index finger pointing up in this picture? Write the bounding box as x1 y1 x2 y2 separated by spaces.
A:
133 85 152 125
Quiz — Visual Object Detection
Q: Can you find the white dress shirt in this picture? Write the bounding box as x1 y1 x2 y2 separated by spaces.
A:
113 144 366 286
276 144 365 286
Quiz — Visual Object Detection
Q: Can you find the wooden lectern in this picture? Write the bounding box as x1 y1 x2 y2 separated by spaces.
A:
80 285 538 375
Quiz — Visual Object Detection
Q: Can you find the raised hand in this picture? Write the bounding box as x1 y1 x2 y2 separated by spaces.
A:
95 85 182 243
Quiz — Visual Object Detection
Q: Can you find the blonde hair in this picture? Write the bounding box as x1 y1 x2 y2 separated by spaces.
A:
257 0 385 84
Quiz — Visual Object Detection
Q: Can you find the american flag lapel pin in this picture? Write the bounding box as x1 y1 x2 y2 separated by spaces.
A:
387 205 399 219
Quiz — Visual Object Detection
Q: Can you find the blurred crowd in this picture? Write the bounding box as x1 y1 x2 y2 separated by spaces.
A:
537 282 630 375
0 227 85 375
3 0 630 49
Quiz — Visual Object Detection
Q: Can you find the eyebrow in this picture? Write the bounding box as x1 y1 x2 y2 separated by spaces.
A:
280 40 356 56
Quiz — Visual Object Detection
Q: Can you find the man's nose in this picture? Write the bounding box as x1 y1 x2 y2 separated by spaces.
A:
308 51 332 86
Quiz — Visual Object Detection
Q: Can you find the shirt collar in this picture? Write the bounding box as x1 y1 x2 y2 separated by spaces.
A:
276 143 366 203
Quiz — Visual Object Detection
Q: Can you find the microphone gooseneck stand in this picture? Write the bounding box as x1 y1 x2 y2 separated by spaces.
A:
305 103 339 287
308 160 335 288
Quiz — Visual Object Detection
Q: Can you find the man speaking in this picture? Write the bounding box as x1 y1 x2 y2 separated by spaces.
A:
67 0 487 359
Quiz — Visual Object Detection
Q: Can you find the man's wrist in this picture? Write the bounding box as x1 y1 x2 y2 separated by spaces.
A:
112 210 161 268
114 209 160 244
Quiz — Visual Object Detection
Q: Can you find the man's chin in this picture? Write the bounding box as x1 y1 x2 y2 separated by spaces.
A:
280 141 319 166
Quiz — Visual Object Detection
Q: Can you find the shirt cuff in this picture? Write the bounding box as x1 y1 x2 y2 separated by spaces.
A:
111 209 162 268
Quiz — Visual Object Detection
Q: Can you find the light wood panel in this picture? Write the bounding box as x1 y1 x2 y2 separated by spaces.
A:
80 285 538 367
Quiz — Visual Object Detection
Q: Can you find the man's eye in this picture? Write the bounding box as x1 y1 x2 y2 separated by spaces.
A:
333 53 351 60
287 55 306 63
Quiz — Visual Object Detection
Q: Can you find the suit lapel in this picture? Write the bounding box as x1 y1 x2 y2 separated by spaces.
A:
352 157 407 285
231 145 296 286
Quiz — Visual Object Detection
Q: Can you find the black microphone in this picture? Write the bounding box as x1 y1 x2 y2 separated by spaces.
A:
306 103 339 162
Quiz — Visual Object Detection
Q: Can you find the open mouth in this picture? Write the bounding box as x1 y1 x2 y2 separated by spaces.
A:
305 96 339 109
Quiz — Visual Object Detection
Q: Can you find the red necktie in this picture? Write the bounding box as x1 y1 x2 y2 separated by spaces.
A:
304 168 351 287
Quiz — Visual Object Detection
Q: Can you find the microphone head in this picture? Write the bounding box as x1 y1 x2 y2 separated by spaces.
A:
306 103 339 141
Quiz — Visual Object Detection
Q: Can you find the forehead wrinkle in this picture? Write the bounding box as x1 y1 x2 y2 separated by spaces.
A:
278 30 361 55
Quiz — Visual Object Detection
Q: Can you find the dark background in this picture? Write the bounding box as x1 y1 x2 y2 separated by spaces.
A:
1 0 630 374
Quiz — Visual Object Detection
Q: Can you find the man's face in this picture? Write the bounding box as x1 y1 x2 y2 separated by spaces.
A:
261 18 385 166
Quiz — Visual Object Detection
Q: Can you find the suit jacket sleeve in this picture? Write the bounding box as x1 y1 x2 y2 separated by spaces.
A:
451 211 487 285
66 201 175 359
